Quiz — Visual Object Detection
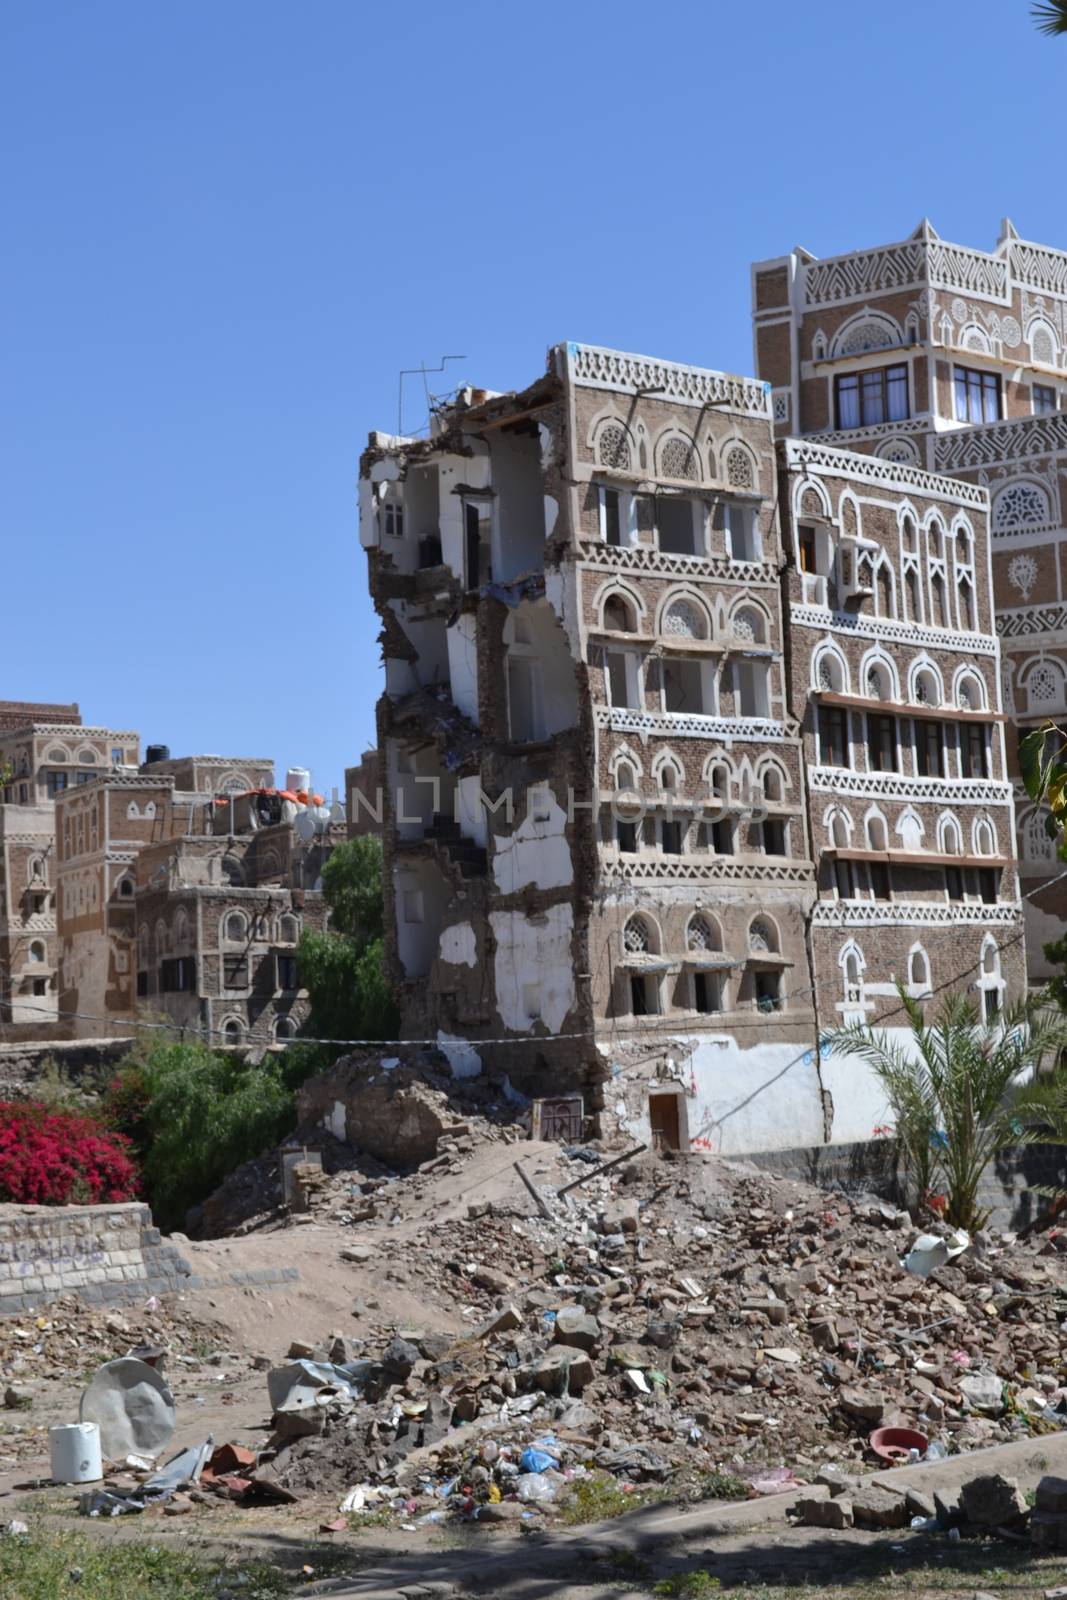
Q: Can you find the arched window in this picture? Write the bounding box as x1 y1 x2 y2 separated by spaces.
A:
842 943 865 1019
623 916 651 954
978 937 1003 1023
1027 660 1065 711
46 747 68 764
993 481 1051 532
222 1018 244 1045
897 808 924 852
660 436 697 480
603 594 637 632
274 1015 297 1041
761 764 784 804
939 813 964 856
29 940 45 963
224 911 247 943
173 909 190 946
830 811 850 849
687 914 720 952
598 422 631 471
77 748 97 766
725 446 755 491
279 913 300 944
615 759 638 793
117 875 134 898
875 559 894 619
957 672 985 712
663 598 708 639
1023 808 1056 863
815 649 847 693
973 818 996 857
913 667 941 707
908 946 931 995
732 605 765 644
126 801 141 820
866 812 888 852
866 662 892 702
1030 322 1058 368
749 918 777 953
29 856 45 882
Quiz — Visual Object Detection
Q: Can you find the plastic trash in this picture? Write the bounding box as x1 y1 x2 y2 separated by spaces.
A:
903 1230 970 1278
516 1471 558 1503
910 1515 938 1531
143 1438 213 1495
520 1448 557 1474
924 1440 949 1461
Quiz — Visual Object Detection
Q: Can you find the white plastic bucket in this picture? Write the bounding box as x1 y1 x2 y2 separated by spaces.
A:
50 1421 102 1484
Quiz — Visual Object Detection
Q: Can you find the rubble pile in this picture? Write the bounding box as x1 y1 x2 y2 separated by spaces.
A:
194 1047 527 1238
211 1148 1067 1520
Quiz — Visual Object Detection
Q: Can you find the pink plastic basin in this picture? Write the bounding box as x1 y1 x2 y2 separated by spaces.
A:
868 1425 929 1464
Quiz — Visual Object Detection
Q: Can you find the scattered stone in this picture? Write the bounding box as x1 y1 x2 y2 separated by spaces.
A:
905 1488 937 1520
851 1485 910 1530
553 1307 600 1351
960 1473 1029 1528
794 1495 853 1529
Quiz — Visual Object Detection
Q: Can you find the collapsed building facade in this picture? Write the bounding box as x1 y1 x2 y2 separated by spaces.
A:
360 333 1024 1155
752 218 1067 981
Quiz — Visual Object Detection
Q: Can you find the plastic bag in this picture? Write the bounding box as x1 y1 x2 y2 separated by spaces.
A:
520 1448 558 1474
516 1471 558 1503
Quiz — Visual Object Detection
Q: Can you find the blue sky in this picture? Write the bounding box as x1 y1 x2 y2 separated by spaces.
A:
2 1 1063 793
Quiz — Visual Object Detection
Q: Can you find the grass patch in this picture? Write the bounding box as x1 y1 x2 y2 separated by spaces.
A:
556 1471 667 1526
652 1573 720 1598
698 1470 750 1502
0 1523 289 1600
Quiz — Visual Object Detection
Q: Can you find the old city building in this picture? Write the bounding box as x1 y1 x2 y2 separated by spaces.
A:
0 704 139 1026
752 219 1067 980
777 439 1024 1137
360 337 1021 1153
53 757 338 1047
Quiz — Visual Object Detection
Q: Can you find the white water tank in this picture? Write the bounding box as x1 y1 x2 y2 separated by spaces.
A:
286 767 311 794
50 1421 102 1483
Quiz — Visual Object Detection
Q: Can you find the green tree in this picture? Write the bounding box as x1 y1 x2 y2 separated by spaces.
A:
824 987 1067 1231
1034 2 1067 35
296 835 398 1045
114 1039 294 1229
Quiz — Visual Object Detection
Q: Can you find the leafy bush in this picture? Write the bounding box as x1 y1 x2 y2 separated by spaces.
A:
297 835 398 1044
107 1041 294 1230
0 1101 138 1205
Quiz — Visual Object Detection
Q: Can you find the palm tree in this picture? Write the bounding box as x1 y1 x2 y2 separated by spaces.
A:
825 988 1067 1232
1034 2 1067 35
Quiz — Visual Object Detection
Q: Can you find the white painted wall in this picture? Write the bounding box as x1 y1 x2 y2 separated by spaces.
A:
490 903 575 1035
492 789 573 894
439 921 477 967
447 615 479 725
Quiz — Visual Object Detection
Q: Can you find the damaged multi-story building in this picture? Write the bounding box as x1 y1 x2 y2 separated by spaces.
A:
752 217 1067 985
360 333 1025 1155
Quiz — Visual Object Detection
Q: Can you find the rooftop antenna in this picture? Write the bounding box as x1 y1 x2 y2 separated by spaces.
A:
398 355 466 436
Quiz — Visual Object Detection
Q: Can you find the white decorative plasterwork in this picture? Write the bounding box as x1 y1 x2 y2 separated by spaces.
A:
601 857 813 886
789 604 998 656
811 899 1021 928
998 601 1067 639
563 343 770 418
596 706 791 743
933 411 1067 472
993 482 1053 532
1010 240 1067 299
808 767 1013 805
782 438 987 508
578 543 779 587
1007 553 1039 601
803 242 927 307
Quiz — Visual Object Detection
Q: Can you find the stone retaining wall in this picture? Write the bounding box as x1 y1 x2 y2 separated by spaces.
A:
739 1139 1067 1231
0 1201 193 1314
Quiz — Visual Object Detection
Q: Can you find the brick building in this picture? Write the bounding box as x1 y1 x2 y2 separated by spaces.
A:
0 705 139 1027
359 340 1021 1154
53 758 338 1047
752 218 1067 980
